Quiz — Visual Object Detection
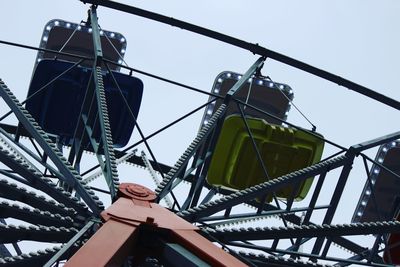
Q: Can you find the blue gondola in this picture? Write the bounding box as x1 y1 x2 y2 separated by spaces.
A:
25 59 143 148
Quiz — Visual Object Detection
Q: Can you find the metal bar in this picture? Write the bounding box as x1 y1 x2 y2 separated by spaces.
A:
83 149 137 184
225 57 265 100
182 153 208 181
105 61 183 207
0 59 85 123
285 182 302 212
0 224 77 243
0 151 90 217
0 79 103 215
220 208 231 220
172 229 250 267
236 102 294 245
200 187 218 205
179 57 265 209
334 250 388 267
79 98 215 178
155 103 227 200
0 39 93 61
67 71 95 168
350 131 400 154
291 171 327 252
362 153 400 180
280 237 312 258
0 243 11 257
0 128 66 182
43 220 95 267
89 6 119 199
82 116 102 154
82 0 400 111
270 78 316 131
246 200 383 262
0 178 77 217
0 169 32 186
321 238 332 258
202 205 330 225
141 151 174 209
90 7 103 63
311 153 355 256
0 219 19 256
89 186 111 194
104 59 222 99
0 200 75 228
183 127 216 210
236 102 271 180
27 137 43 160
226 241 390 267
181 157 206 210
334 254 366 267
103 62 164 180
368 235 384 263
180 155 348 221
92 71 119 196
236 103 286 215
209 242 261 267
320 149 346 163
235 99 347 151
361 156 385 221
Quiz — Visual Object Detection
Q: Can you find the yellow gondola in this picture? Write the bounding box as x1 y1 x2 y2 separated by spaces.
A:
207 115 324 201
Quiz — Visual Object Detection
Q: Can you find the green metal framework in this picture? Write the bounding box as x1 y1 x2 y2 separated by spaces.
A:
0 2 398 266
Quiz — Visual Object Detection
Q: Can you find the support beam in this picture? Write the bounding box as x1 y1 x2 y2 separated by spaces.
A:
179 155 348 221
0 79 103 215
350 131 400 154
80 0 400 111
65 183 246 266
208 220 400 241
44 221 95 267
67 6 119 199
180 57 265 209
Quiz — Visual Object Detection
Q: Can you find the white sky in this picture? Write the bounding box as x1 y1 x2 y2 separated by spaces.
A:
0 0 400 263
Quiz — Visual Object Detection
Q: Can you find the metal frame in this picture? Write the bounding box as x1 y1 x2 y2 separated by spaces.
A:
82 0 400 111
67 6 119 200
0 1 398 266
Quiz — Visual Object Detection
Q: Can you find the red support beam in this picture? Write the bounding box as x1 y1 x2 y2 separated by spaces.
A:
65 183 246 267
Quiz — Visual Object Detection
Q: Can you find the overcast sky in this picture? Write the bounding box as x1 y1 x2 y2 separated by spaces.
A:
0 0 400 260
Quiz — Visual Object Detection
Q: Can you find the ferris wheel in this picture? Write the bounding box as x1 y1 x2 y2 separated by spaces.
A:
0 1 400 266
